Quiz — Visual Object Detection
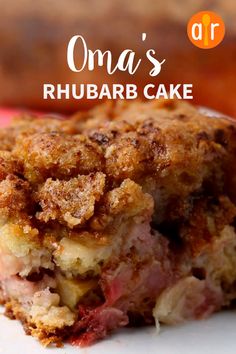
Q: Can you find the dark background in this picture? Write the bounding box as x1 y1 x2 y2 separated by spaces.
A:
0 0 235 117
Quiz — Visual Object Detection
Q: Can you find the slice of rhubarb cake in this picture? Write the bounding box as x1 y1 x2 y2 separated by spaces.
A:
0 100 235 346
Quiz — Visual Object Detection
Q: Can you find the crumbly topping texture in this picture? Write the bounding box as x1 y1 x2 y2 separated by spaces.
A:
0 100 235 239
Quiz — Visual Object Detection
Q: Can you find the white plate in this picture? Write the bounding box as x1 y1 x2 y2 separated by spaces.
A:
0 308 235 354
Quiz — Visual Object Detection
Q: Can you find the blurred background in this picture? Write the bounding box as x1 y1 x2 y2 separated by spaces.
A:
0 0 235 117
